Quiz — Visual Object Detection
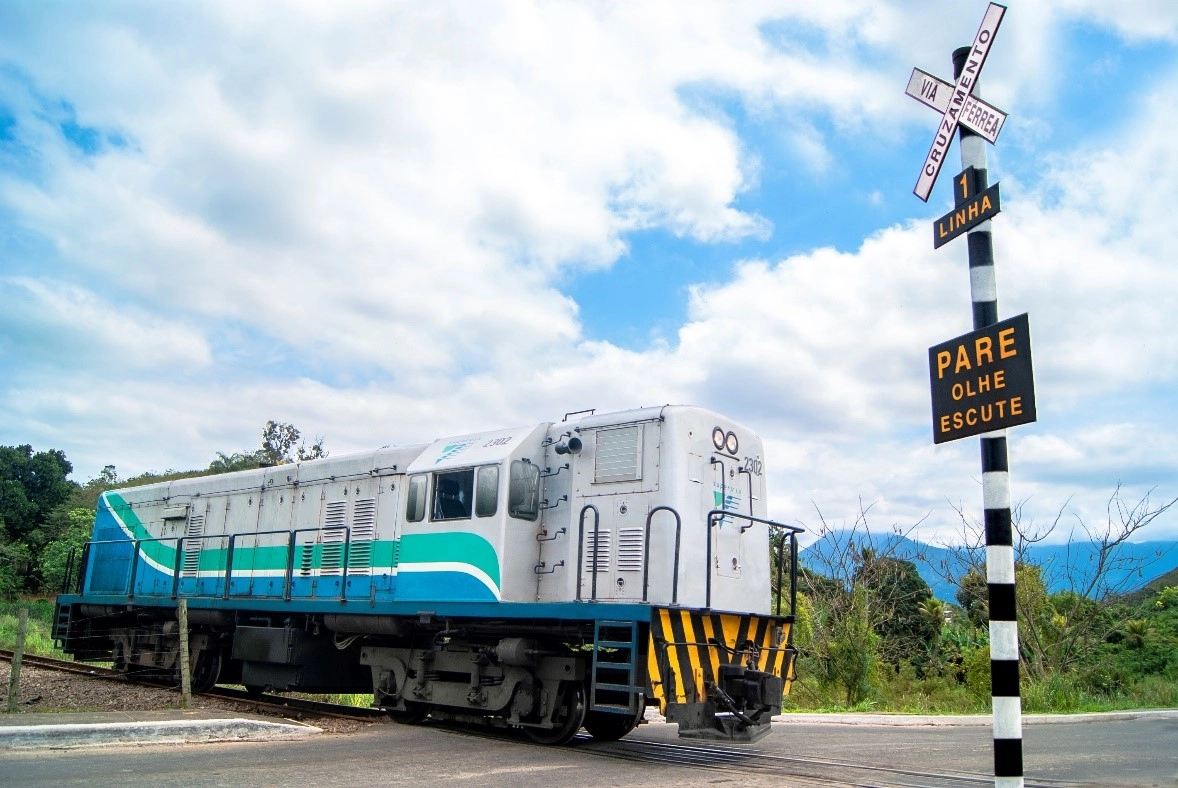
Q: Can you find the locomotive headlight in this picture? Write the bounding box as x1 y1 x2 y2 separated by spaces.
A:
712 426 739 456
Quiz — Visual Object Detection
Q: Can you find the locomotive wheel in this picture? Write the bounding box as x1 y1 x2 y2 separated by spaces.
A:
114 646 148 679
523 683 586 745
389 700 431 724
583 706 643 741
190 650 222 694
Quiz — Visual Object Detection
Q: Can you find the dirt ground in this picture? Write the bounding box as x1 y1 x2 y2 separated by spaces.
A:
0 661 383 733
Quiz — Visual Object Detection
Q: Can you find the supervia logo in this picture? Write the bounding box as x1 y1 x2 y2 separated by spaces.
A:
435 440 476 464
712 486 742 527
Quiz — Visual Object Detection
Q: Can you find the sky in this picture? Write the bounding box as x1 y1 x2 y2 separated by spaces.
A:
2 1 1177 547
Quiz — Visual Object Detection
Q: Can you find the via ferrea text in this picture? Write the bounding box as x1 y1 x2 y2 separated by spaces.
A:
928 313 1037 445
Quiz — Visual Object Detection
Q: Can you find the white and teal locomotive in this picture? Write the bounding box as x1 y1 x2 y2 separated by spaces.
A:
55 405 802 743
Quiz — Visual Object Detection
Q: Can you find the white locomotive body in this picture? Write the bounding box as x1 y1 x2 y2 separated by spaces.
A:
56 405 802 744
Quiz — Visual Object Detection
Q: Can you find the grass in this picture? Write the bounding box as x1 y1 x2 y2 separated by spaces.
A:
0 598 62 657
307 693 373 708
782 662 1177 716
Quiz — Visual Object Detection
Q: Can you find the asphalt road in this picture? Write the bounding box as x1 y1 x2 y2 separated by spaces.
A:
4 713 1176 787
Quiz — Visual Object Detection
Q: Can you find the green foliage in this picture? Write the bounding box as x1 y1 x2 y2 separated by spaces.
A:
207 452 264 474
811 585 881 706
960 644 992 700
0 542 34 599
36 508 93 593
1 445 79 594
260 420 327 465
0 422 328 594
0 563 21 601
956 568 989 628
790 591 814 650
0 445 75 543
0 598 61 655
857 554 935 664
207 420 328 473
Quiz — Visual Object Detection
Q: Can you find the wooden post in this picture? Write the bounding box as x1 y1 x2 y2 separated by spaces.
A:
6 608 28 713
177 599 192 709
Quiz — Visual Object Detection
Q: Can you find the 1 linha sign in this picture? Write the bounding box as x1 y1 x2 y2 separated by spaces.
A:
933 172 1001 249
928 313 1036 444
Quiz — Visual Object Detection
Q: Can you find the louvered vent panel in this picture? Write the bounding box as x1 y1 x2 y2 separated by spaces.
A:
320 500 348 577
348 498 377 574
594 426 643 483
583 529 611 572
181 514 205 578
617 527 645 572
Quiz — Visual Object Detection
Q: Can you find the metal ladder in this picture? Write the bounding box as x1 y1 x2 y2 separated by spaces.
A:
52 603 72 646
590 619 643 713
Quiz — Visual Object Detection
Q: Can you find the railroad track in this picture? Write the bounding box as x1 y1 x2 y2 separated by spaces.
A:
426 721 1091 788
2 651 1094 785
582 736 1062 788
0 649 387 722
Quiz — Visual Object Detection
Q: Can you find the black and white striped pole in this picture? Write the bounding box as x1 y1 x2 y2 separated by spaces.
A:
953 43 1024 788
907 5 1036 788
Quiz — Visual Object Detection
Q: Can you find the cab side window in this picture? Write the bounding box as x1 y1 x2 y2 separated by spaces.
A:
405 474 427 522
432 469 474 521
475 466 499 517
508 460 539 521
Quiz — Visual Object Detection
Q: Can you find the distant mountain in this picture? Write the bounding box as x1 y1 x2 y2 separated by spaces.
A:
799 533 1178 603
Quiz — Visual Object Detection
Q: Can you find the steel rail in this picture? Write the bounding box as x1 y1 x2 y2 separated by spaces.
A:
0 649 386 722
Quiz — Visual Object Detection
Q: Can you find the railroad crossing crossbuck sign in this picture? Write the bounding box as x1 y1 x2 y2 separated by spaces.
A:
910 2 1006 201
906 68 1007 146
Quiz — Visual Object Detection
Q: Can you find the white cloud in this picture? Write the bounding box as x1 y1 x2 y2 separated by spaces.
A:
0 277 212 370
1 1 1177 548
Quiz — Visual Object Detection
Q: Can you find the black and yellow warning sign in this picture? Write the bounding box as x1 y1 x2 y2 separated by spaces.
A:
933 167 1001 248
929 313 1036 444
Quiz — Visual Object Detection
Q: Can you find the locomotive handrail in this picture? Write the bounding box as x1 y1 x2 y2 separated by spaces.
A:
71 536 177 598
283 525 352 602
738 465 755 516
642 506 681 606
704 510 804 613
220 527 329 601
575 503 600 601
225 526 353 602
61 546 78 595
75 525 356 603
171 532 229 599
774 527 801 617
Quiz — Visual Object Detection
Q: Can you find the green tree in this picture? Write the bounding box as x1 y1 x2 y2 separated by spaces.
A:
36 507 93 593
208 421 328 473
819 585 880 707
857 553 936 665
797 500 935 705
0 445 76 542
955 567 989 629
0 444 78 593
260 420 327 465
208 451 263 474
